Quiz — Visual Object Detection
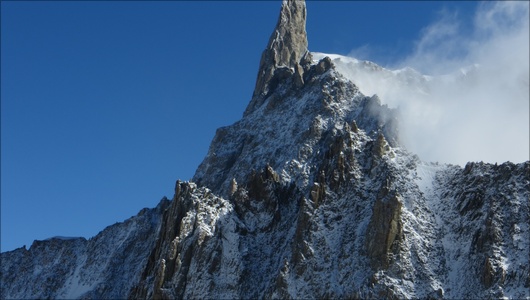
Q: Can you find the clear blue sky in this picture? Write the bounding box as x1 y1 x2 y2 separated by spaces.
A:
1 1 480 252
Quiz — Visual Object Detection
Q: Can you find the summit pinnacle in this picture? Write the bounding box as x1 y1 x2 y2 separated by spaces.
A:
245 0 311 116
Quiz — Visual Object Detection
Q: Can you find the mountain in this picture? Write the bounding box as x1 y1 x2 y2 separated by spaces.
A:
2 1 528 299
1 200 169 299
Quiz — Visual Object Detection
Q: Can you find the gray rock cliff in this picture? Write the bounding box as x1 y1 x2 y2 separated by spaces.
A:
245 0 312 116
2 1 529 299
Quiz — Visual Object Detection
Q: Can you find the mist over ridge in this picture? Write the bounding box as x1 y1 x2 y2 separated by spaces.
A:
340 1 529 165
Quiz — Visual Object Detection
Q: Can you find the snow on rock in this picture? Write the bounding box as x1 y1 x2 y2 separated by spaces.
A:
312 52 432 109
2 0 528 299
133 45 529 298
1 199 169 299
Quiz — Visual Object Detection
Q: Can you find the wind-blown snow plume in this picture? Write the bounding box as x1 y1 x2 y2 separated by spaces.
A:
344 2 529 165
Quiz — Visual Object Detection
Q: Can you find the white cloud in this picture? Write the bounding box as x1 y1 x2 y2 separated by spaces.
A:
347 44 374 61
345 1 529 165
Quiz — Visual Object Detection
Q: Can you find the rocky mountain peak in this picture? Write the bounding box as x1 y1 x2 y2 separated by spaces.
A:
2 1 529 299
245 0 311 116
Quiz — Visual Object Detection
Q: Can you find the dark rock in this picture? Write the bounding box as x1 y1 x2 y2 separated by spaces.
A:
481 257 495 288
365 183 403 269
314 56 332 74
351 120 359 133
373 132 390 158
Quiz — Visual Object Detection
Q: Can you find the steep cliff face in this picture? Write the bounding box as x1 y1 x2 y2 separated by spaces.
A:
132 53 406 298
429 162 530 298
134 75 529 298
246 0 312 116
2 0 529 299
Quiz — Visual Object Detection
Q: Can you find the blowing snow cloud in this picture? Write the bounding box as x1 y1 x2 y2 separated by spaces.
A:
342 1 529 165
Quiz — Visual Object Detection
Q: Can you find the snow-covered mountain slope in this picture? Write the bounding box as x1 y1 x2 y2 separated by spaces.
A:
311 52 482 110
312 52 432 104
2 0 528 299
132 68 529 297
193 60 399 198
1 199 169 299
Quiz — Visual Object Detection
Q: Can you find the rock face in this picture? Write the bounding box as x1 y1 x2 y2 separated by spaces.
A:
365 181 403 269
0 200 169 299
245 0 312 116
2 1 529 299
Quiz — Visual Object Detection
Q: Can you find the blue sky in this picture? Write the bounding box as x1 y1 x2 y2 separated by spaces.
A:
0 1 503 252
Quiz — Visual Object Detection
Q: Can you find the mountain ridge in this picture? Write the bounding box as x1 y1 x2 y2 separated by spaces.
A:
2 0 528 299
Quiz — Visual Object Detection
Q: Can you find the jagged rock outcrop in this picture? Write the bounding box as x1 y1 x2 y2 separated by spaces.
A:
430 161 530 298
2 1 529 299
193 57 390 197
0 200 169 299
245 0 312 116
365 180 403 269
